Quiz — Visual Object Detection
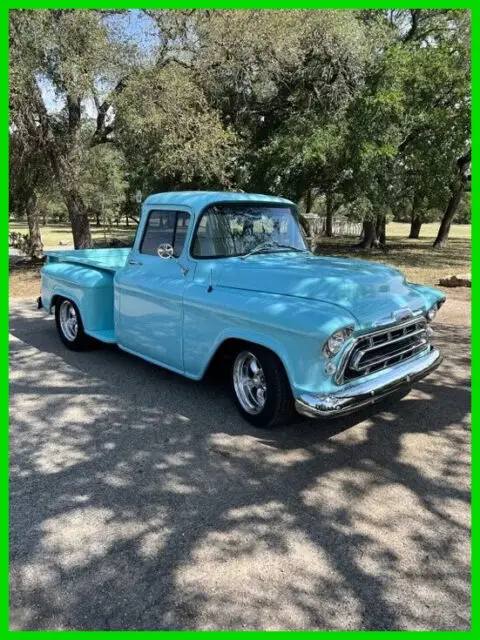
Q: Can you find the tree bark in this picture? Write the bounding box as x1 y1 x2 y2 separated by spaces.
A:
376 214 386 245
305 189 313 213
26 191 43 259
409 213 422 239
357 219 377 249
433 183 464 248
433 148 471 248
64 190 92 249
325 192 333 238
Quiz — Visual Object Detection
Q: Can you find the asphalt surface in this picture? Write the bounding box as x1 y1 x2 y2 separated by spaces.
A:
9 296 471 630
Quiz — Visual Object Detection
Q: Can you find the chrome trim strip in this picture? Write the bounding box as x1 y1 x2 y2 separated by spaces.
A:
335 316 427 384
351 338 428 372
295 347 442 419
356 326 427 356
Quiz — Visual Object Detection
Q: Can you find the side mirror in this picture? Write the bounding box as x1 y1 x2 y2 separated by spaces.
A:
157 243 174 259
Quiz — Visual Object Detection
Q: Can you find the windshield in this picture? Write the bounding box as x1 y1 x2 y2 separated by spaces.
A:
192 204 308 258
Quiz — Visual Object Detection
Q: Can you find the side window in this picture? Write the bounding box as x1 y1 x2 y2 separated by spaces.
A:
140 210 190 257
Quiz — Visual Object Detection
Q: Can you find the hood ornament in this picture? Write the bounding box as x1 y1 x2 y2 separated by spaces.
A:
391 308 413 322
372 307 414 328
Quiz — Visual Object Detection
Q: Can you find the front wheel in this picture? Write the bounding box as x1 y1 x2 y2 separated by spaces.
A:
232 346 295 428
55 298 93 351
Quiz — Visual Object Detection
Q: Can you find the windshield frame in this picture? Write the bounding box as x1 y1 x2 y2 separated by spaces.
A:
189 201 309 260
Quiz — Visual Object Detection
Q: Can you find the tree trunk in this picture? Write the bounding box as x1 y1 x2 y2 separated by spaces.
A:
376 214 386 245
95 211 101 227
305 189 313 213
65 190 92 249
409 213 422 239
325 192 333 238
434 147 471 248
433 183 465 248
357 219 377 249
26 191 43 260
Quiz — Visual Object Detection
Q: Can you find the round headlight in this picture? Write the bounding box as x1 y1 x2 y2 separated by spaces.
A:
323 326 354 358
426 304 438 322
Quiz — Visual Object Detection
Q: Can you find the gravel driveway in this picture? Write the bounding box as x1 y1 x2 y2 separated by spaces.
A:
9 296 471 630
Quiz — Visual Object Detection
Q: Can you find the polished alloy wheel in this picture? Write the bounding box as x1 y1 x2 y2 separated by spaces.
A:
59 300 78 342
233 351 267 414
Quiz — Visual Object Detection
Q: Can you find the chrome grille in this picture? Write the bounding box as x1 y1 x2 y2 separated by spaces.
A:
339 317 429 383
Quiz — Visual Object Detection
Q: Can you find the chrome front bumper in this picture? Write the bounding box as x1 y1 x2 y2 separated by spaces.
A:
295 347 442 419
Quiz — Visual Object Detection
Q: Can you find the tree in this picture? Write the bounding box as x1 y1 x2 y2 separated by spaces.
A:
9 129 48 259
79 142 128 228
344 9 470 248
9 10 131 248
113 63 235 196
434 148 471 247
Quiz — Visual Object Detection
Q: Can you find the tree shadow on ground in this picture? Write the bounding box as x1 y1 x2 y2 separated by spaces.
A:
9 302 471 630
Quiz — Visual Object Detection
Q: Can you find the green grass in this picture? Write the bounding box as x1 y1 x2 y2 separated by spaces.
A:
315 229 471 287
386 221 471 240
9 221 135 249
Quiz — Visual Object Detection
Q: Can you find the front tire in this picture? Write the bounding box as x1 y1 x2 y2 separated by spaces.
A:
55 298 92 351
232 346 295 428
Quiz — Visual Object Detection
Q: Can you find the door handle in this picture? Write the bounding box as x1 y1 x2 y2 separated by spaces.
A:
128 259 143 266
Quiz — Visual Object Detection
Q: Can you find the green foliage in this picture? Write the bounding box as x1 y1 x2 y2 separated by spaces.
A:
79 144 128 225
114 63 236 193
9 8 471 249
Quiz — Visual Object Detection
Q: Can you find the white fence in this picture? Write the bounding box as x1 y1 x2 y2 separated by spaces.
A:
303 214 362 238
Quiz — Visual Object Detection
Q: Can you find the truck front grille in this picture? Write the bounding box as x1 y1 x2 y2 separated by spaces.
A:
339 317 429 383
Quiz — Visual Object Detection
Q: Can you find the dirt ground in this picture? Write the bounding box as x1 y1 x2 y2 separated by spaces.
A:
9 289 470 630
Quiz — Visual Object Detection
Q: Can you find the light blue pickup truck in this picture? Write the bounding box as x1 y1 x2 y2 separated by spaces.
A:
40 191 445 427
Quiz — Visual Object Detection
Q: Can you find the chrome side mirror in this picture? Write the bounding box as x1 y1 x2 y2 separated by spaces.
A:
156 242 189 276
157 243 174 259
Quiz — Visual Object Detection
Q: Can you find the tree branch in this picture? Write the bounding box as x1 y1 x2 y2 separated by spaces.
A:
91 77 127 146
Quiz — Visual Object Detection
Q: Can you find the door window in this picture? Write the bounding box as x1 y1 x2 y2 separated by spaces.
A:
140 210 190 257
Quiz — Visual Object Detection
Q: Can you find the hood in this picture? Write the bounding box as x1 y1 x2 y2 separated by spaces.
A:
216 253 429 329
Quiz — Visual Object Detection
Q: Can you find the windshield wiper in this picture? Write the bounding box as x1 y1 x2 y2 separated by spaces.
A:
240 241 308 260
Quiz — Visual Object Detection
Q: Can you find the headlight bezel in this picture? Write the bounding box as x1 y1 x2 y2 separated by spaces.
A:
323 325 355 359
426 305 437 322
426 299 445 323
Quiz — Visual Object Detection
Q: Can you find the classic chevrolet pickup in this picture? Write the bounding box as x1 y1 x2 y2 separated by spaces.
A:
40 191 445 427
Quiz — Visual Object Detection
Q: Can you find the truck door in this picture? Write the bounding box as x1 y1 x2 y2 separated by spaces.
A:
114 209 192 371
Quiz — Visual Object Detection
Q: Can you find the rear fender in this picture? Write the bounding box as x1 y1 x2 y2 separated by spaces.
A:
41 262 114 333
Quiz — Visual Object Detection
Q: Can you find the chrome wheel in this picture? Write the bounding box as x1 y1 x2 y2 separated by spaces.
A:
233 351 267 415
59 300 78 342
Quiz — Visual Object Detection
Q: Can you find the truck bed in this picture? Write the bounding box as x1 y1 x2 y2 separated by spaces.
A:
44 248 131 272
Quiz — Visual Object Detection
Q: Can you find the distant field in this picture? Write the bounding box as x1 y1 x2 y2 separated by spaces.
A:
386 222 471 240
9 220 471 297
9 221 135 249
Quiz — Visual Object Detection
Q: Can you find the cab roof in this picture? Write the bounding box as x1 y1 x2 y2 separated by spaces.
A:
142 191 294 214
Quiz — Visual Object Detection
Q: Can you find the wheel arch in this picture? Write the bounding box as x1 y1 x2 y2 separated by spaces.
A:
200 332 294 392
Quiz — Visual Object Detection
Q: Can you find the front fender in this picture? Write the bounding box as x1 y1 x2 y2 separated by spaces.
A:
183 283 357 396
407 283 446 309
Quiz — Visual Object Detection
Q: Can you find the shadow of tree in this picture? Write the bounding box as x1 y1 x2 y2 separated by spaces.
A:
9 302 471 630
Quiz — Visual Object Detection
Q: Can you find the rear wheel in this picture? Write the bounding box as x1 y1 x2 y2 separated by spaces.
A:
232 346 295 428
55 298 92 351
